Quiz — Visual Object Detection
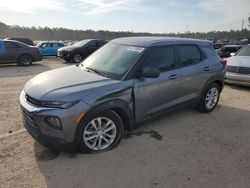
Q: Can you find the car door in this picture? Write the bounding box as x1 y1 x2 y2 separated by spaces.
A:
39 43 48 56
134 46 181 122
176 44 210 102
0 41 20 62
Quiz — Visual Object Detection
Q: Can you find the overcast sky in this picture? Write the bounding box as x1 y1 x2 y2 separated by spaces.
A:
0 0 249 33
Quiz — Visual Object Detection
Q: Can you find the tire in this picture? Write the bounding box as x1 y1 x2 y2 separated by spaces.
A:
73 53 82 63
18 54 33 66
198 83 220 113
76 110 124 153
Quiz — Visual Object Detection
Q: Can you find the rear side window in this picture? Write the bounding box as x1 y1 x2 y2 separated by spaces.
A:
141 46 175 72
53 43 60 47
4 41 20 49
176 45 201 66
202 45 221 59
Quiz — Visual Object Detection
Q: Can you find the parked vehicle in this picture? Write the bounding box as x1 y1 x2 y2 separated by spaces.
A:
57 39 107 63
20 37 225 153
225 45 250 86
0 39 42 66
5 38 35 46
217 45 243 58
37 42 64 56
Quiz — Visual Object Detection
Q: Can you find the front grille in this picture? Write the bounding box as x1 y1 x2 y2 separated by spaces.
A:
238 67 250 74
227 66 250 74
226 66 238 73
21 107 37 127
25 94 41 107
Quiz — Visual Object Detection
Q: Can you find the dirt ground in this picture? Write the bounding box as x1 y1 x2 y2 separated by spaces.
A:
0 59 250 188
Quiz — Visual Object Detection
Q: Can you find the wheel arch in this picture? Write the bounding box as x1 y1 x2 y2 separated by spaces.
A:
78 99 135 131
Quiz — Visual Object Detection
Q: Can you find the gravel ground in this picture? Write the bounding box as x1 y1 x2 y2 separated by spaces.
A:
0 59 250 188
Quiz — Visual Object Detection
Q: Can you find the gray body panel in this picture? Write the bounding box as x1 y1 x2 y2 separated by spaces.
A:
20 37 224 146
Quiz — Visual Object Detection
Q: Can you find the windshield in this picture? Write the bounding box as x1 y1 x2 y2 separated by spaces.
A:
73 40 89 47
236 45 250 56
81 43 145 80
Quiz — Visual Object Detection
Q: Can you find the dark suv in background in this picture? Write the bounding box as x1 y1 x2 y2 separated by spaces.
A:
57 39 107 63
217 45 243 58
20 37 225 153
0 40 42 65
5 38 35 46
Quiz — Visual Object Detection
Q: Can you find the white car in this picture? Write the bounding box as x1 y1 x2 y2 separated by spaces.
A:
226 45 250 87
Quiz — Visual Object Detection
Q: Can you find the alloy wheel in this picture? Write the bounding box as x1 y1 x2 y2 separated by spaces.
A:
83 117 117 151
205 87 219 110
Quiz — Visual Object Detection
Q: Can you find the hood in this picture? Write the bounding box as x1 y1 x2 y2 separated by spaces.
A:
227 56 250 67
58 45 78 52
24 65 120 102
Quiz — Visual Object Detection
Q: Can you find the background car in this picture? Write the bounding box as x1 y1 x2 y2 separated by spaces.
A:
5 38 35 46
0 39 42 66
57 39 107 63
216 45 243 58
225 45 250 86
37 42 64 56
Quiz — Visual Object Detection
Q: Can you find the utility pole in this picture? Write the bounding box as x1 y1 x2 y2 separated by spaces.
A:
241 19 245 30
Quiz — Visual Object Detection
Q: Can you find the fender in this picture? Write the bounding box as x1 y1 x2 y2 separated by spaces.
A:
78 99 135 130
200 73 225 98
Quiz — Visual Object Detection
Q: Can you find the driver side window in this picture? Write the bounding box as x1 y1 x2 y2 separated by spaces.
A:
140 46 175 72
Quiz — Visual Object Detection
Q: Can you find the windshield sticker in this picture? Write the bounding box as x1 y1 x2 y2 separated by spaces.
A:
127 46 144 53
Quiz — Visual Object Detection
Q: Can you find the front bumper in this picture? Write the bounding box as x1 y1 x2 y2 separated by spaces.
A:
57 51 72 61
225 72 250 87
19 90 90 151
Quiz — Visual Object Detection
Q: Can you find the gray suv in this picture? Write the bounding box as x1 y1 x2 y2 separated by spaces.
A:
20 37 226 153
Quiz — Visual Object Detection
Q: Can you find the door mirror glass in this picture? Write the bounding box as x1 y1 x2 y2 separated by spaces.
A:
137 67 160 78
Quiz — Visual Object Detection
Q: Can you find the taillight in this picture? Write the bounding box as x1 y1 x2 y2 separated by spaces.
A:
221 59 227 69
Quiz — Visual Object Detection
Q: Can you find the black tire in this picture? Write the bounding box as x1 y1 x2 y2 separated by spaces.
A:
18 54 33 66
198 83 220 113
73 53 82 63
76 110 124 153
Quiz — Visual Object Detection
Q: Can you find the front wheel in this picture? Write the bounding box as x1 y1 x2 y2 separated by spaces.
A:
73 53 82 63
198 83 220 113
76 110 124 153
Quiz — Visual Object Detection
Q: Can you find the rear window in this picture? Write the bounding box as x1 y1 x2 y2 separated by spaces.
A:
176 45 201 66
223 47 241 53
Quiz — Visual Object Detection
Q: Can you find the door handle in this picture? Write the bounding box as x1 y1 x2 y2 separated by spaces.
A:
169 75 177 79
203 66 210 72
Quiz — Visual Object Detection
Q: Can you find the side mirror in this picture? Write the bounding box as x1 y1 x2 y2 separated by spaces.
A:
230 53 235 56
137 67 160 78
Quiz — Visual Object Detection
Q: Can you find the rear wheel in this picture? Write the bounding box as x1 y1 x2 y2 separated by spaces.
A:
198 83 220 113
73 53 82 63
18 54 33 66
76 110 124 153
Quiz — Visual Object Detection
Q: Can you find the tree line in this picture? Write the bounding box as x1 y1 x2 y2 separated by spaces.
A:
0 21 249 41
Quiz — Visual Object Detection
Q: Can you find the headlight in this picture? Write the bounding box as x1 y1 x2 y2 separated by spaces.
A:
40 100 79 109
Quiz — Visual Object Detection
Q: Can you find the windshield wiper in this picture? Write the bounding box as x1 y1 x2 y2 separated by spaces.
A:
84 67 106 77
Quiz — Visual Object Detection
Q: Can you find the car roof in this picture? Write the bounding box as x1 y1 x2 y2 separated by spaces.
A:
110 36 212 47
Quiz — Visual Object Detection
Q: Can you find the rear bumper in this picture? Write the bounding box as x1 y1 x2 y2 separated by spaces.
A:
225 72 250 87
